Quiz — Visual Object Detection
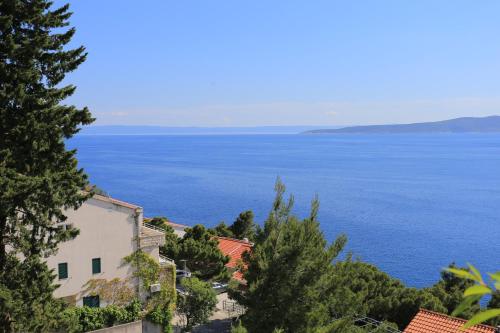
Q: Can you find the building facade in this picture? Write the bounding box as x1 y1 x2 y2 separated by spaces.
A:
46 194 167 307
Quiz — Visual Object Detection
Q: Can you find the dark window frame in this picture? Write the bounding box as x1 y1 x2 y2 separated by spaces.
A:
92 258 101 274
83 295 100 308
58 262 68 280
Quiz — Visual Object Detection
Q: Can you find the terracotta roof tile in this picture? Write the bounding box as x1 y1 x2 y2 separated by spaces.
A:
217 237 253 283
404 309 496 333
232 270 245 282
217 237 253 269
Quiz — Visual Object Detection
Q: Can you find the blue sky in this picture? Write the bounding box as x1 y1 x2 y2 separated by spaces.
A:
61 1 500 126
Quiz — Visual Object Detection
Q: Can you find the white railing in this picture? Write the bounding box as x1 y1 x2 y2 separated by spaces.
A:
143 222 166 233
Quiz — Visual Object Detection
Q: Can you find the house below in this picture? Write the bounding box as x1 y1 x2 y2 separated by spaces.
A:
166 221 188 238
46 194 170 307
404 309 498 333
217 236 253 282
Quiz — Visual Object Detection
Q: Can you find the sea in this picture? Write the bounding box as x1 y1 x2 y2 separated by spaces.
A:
68 133 500 288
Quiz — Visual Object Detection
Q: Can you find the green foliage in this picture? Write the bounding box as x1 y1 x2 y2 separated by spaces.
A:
231 320 248 333
167 224 229 280
229 211 256 241
487 291 500 326
233 180 460 332
234 180 347 333
315 318 364 333
328 259 446 329
158 220 228 280
84 184 108 197
153 217 180 259
211 211 257 240
148 216 171 229
447 264 500 329
146 264 176 333
123 250 160 289
427 263 479 319
123 250 175 333
0 257 67 332
177 277 217 332
148 217 182 261
57 299 141 333
317 319 399 333
82 278 135 306
147 301 173 333
0 0 93 330
212 221 234 238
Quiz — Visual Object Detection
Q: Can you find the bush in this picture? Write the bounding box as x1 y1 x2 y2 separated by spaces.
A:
57 299 142 333
177 277 217 331
231 320 248 333
146 302 173 333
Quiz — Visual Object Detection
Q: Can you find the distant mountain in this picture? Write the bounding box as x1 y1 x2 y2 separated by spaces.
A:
79 125 328 135
303 116 500 134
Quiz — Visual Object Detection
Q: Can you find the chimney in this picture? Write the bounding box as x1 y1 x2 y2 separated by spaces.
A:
243 238 249 243
495 326 500 333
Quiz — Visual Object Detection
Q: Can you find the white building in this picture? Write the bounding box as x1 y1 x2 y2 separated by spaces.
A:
46 194 170 307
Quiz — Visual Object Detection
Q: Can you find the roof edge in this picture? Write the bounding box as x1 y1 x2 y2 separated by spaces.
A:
217 236 254 246
91 194 142 210
417 309 496 330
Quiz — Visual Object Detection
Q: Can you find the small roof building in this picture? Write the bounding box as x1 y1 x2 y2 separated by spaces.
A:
166 221 188 237
404 309 498 333
216 236 253 282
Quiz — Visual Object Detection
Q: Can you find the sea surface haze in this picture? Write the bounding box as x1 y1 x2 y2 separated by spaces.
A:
68 133 500 288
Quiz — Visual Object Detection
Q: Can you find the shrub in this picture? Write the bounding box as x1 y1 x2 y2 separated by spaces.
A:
57 299 141 333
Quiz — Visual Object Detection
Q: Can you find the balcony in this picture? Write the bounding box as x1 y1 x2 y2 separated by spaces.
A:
139 223 165 249
159 254 175 266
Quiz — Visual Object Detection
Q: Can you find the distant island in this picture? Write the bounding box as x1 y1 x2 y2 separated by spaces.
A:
303 116 500 134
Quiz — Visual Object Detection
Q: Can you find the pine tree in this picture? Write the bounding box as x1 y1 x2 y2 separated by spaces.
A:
229 211 256 240
176 224 230 280
234 180 347 333
487 291 500 326
0 1 93 331
427 263 479 319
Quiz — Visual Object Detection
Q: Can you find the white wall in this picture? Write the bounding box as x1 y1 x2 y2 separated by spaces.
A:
46 197 140 305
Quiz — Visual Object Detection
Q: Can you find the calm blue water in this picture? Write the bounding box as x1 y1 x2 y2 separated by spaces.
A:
69 134 500 288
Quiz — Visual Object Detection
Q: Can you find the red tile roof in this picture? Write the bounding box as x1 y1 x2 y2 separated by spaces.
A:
217 237 252 268
232 270 244 281
404 309 496 333
217 237 253 282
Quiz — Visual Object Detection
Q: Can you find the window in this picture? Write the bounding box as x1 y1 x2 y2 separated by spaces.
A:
56 223 73 231
83 295 100 308
58 263 68 280
92 258 101 274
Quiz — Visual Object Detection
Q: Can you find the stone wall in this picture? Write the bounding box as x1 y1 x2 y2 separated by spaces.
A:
87 320 162 333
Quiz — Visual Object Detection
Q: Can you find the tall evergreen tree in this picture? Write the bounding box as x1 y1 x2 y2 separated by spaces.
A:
427 263 479 319
487 291 500 326
174 224 229 280
234 180 347 333
229 210 256 241
0 1 93 331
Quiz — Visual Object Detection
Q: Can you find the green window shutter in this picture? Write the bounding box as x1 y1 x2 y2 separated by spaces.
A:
83 295 100 308
92 258 101 274
58 263 68 279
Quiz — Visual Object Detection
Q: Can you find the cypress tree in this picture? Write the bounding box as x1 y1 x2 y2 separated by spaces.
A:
0 1 93 331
